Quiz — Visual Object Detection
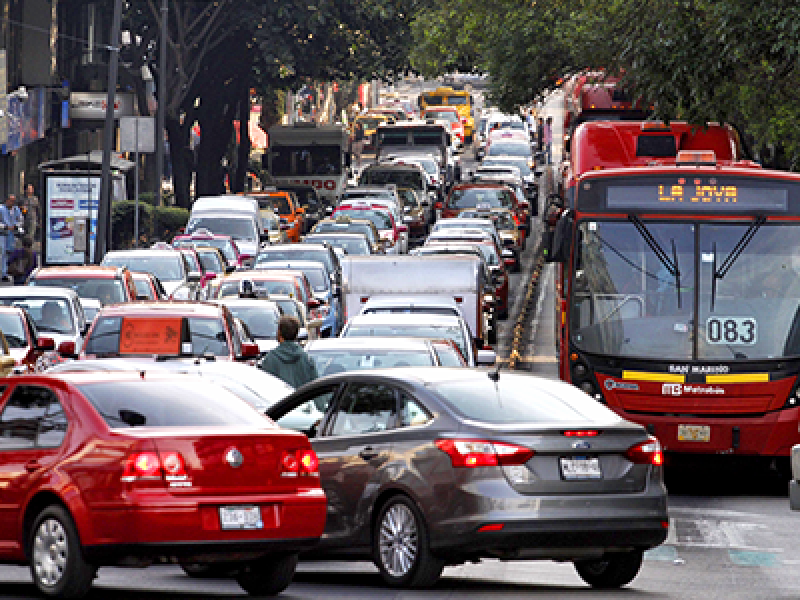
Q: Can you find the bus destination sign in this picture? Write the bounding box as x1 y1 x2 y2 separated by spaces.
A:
606 181 789 212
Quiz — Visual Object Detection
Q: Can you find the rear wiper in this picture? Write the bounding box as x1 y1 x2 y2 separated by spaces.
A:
628 215 682 309
710 216 765 311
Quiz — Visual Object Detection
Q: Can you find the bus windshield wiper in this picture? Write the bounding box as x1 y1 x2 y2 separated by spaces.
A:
710 216 766 311
628 215 681 309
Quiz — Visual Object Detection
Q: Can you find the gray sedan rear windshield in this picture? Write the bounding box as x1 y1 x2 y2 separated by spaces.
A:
79 380 269 427
430 378 614 424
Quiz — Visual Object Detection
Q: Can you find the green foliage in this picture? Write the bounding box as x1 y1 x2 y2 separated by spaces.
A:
152 206 190 242
111 201 189 248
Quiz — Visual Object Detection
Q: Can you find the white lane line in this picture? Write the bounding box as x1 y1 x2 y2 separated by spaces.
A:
670 506 773 521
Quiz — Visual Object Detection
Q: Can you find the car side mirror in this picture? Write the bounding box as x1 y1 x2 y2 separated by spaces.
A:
397 224 408 233
518 200 530 211
297 328 309 341
307 298 321 310
81 322 91 336
187 271 202 283
225 265 236 274
476 349 497 366
240 342 260 359
36 337 55 351
57 340 77 358
280 224 291 231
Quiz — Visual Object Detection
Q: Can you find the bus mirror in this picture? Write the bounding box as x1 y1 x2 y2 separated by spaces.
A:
549 213 573 263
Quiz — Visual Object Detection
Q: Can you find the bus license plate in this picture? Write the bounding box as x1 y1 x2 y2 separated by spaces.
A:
219 505 263 530
560 457 602 480
678 425 711 442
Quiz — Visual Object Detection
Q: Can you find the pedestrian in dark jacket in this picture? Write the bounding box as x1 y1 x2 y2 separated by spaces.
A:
259 316 318 388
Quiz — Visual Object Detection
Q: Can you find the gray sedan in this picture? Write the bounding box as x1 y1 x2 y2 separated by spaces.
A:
267 368 669 590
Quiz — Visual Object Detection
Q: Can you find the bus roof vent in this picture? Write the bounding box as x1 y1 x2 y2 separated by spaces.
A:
675 150 717 166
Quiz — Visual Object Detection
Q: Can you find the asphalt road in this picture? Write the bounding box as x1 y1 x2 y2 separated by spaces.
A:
2 90 800 599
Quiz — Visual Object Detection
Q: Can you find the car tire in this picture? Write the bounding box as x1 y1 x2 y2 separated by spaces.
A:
373 495 444 588
574 550 643 589
29 505 95 599
235 553 298 596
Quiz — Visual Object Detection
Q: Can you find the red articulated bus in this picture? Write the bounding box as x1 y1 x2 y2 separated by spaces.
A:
547 120 800 458
562 71 649 155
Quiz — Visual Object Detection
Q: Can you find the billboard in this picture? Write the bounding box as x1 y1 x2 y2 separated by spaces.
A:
43 174 98 265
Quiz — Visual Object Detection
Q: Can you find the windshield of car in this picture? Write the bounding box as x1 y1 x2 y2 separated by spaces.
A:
270 145 342 176
431 377 613 424
224 305 279 339
310 349 434 374
341 191 392 202
218 279 297 299
30 277 127 304
344 323 468 360
274 299 302 321
307 236 370 255
133 278 155 300
78 380 269 428
255 249 334 274
197 251 224 274
84 316 230 357
487 142 531 157
482 157 531 176
424 111 458 122
269 266 328 292
313 222 377 245
186 216 257 242
0 297 74 335
360 169 424 190
257 196 291 215
449 188 513 210
334 209 392 231
0 313 26 348
102 255 184 283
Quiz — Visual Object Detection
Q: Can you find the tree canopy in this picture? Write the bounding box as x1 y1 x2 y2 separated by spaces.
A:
411 0 800 167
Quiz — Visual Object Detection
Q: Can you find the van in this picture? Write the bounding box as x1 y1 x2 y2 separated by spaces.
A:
187 196 263 265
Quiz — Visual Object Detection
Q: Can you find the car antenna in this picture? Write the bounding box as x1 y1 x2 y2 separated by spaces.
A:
487 364 500 382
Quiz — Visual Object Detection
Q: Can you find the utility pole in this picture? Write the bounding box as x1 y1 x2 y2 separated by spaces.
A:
96 0 123 263
155 0 167 206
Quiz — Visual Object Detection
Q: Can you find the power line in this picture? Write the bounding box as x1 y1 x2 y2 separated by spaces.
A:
0 16 116 51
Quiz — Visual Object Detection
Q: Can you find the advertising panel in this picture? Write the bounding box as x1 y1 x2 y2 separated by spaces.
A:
44 174 98 264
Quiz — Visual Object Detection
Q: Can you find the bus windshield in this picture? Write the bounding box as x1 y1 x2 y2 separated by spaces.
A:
448 188 513 210
270 145 342 176
572 220 800 361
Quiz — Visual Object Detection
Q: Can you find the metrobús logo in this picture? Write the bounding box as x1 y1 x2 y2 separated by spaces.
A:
662 384 725 396
662 383 683 396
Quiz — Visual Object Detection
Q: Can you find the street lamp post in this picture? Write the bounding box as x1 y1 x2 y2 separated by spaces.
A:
155 0 167 206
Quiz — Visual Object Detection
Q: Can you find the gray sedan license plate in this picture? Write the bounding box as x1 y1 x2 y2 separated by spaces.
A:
219 505 263 530
560 456 602 480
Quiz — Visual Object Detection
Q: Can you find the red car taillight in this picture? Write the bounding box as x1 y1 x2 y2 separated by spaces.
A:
121 451 187 482
435 439 534 468
626 437 663 466
281 448 320 477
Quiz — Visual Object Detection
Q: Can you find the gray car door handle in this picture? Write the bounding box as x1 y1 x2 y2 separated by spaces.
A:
358 447 379 461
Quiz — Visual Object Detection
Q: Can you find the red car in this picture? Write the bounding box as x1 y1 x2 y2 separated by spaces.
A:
27 266 137 305
0 372 326 597
440 183 529 232
76 302 260 362
0 306 54 372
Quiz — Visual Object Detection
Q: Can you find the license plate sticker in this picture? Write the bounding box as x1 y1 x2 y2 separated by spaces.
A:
219 505 263 530
678 424 711 442
560 456 602 480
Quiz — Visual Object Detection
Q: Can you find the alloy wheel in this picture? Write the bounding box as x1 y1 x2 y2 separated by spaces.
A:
378 503 419 577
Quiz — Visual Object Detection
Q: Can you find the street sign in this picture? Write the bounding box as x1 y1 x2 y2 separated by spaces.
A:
119 116 155 154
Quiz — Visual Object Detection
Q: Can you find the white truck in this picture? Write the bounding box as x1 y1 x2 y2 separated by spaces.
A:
266 123 350 204
340 255 496 347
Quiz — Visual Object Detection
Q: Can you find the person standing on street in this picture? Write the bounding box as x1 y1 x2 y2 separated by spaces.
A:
0 195 21 281
352 121 365 165
21 184 40 251
544 117 553 164
536 117 544 155
258 315 318 388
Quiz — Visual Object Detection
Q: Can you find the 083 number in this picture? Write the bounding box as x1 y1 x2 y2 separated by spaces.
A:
706 317 757 345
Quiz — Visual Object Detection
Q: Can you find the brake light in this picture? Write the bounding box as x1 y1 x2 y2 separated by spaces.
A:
626 437 663 466
563 430 599 437
281 449 320 477
454 296 463 303
122 451 188 482
435 439 533 468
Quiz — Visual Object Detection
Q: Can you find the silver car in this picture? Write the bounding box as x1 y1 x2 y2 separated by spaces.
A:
267 369 668 589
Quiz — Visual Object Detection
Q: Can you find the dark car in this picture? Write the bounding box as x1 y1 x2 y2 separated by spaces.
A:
267 369 668 589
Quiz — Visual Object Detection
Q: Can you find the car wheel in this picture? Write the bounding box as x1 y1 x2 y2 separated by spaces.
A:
235 553 298 596
373 495 444 588
574 550 643 589
181 563 233 578
29 505 95 599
